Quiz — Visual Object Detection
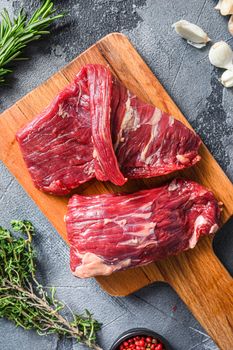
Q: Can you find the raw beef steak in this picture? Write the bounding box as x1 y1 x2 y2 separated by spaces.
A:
16 70 95 195
66 179 220 278
17 64 201 195
87 65 126 186
16 65 125 195
111 79 201 178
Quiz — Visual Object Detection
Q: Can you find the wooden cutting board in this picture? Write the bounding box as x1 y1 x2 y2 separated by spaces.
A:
0 33 232 349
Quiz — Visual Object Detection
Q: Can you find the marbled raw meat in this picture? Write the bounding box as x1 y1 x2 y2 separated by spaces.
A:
16 65 125 195
111 79 201 178
16 68 94 195
66 179 220 278
16 64 201 195
87 65 126 185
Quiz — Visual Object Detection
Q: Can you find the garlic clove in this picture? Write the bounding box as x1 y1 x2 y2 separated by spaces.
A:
215 0 223 10
209 41 233 70
187 41 207 48
220 0 233 15
220 69 233 87
228 14 233 35
172 20 211 48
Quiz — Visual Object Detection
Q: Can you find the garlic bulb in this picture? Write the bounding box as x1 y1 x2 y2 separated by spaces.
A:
229 14 233 34
215 0 233 15
172 20 211 48
215 0 223 10
220 0 233 15
209 41 233 70
220 69 233 87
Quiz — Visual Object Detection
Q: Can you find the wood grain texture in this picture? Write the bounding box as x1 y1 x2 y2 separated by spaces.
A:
0 33 232 349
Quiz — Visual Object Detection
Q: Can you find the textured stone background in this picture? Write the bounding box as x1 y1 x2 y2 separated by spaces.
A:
0 1 232 349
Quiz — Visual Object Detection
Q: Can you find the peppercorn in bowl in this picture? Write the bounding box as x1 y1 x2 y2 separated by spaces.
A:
110 328 172 350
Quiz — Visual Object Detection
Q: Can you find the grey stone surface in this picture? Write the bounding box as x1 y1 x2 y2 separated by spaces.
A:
0 1 232 349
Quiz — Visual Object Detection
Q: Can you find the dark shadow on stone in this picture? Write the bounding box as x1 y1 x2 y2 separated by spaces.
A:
192 68 233 175
213 216 233 276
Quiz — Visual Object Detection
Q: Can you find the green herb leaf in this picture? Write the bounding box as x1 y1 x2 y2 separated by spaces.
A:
0 221 102 349
0 0 64 84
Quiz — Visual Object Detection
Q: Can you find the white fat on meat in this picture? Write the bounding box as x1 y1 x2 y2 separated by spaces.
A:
189 215 218 249
92 149 97 160
103 203 156 241
117 237 158 249
176 154 190 164
57 103 69 119
117 238 139 246
103 203 152 228
128 222 156 237
169 116 174 126
114 92 140 150
73 252 131 278
147 108 162 126
168 180 180 192
83 161 95 176
140 109 162 163
209 223 219 234
104 218 127 226
103 216 154 236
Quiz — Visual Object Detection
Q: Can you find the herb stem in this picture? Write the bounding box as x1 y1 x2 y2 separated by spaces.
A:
0 221 102 349
0 0 64 84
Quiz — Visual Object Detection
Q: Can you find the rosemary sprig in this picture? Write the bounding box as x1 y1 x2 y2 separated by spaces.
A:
0 0 64 84
0 220 102 350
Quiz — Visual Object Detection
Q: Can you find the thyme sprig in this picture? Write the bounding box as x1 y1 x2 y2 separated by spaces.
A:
0 220 102 350
0 0 64 84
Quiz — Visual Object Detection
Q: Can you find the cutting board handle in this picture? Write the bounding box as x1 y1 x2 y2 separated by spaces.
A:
158 238 233 350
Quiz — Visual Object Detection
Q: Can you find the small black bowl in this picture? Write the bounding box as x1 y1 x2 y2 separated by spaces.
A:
110 328 173 350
